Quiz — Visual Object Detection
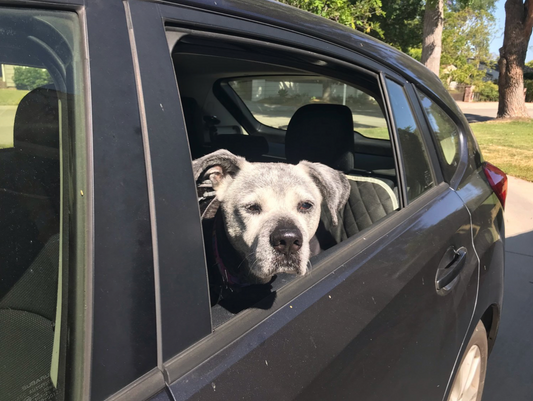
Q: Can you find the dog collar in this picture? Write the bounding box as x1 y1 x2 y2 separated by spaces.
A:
212 212 251 290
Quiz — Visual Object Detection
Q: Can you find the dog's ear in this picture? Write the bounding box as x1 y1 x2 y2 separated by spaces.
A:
298 161 350 226
192 149 247 191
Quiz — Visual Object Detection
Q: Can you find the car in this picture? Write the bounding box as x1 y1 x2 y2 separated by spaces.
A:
0 1 506 400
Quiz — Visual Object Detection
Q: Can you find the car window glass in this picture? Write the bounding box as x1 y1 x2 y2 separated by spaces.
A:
0 7 83 401
385 79 435 202
228 76 389 140
416 90 460 182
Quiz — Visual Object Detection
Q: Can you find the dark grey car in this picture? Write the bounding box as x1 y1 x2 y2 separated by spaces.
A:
0 1 506 401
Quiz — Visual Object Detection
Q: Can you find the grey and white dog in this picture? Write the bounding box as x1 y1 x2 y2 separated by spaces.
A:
193 149 350 288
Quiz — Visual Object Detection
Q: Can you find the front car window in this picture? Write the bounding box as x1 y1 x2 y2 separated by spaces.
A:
385 79 435 202
416 90 460 182
228 75 389 140
0 8 84 401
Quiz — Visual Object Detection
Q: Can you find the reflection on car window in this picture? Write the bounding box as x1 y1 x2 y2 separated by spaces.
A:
0 7 83 401
228 76 389 139
416 90 460 182
385 79 435 202
0 66 52 149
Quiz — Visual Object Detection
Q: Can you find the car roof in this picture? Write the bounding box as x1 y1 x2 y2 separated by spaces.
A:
170 0 462 117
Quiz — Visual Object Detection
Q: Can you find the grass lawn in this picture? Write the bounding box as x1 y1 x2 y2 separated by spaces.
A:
0 89 29 105
357 126 390 140
471 120 533 182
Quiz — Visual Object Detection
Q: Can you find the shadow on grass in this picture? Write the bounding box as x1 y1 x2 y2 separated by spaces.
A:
463 113 494 123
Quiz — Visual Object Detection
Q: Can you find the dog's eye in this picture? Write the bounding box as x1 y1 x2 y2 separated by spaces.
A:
245 203 262 214
298 201 313 213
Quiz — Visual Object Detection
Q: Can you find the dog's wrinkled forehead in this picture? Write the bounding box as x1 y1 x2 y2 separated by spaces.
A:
234 163 316 197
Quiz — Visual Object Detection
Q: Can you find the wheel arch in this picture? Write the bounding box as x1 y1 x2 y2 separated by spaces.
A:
480 303 501 355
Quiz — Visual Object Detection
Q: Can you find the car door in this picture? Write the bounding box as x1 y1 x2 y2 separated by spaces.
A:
124 1 480 400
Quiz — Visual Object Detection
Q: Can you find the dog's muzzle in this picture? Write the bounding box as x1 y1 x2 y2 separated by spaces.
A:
269 223 303 256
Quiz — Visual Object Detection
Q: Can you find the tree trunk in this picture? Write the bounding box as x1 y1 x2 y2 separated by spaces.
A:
497 0 533 118
421 0 444 75
322 81 333 102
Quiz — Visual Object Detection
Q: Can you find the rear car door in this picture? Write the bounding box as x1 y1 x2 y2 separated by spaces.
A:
125 1 480 399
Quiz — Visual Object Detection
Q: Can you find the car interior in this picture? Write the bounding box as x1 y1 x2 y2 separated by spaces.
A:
169 33 401 321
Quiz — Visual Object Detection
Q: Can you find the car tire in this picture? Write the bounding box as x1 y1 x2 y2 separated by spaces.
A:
447 320 488 401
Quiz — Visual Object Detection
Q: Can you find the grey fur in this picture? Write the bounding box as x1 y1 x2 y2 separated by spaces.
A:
298 161 351 226
192 149 350 283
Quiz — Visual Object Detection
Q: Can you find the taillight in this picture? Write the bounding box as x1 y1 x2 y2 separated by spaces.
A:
483 162 508 209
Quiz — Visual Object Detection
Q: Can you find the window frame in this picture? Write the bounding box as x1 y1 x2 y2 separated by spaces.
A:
412 85 469 187
85 1 163 400
381 76 443 203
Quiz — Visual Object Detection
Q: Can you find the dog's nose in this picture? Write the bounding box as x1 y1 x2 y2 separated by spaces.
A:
270 227 303 255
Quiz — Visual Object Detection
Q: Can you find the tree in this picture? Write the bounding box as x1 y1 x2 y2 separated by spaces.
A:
440 8 495 85
421 0 496 76
447 0 497 11
13 67 52 91
277 0 384 35
367 0 424 52
421 0 444 75
497 0 533 118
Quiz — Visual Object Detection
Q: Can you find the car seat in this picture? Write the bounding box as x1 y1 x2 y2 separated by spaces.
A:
212 134 269 161
0 86 60 297
285 104 397 242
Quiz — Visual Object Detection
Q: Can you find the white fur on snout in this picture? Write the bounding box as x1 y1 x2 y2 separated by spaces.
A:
219 163 323 281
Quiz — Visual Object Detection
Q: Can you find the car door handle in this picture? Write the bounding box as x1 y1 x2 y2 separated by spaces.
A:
435 246 468 292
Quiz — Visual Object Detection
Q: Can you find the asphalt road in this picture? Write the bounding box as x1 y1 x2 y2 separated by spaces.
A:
481 177 533 401
457 101 533 122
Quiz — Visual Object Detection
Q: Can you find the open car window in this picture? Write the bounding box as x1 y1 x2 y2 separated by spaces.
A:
166 31 402 327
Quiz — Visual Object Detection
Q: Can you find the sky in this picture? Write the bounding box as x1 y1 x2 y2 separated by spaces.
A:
489 0 533 62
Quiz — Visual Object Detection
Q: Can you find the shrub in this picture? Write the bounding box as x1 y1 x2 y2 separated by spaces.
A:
476 81 499 102
525 80 533 102
13 66 52 90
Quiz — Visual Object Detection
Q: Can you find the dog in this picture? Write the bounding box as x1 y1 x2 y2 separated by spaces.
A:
193 149 350 308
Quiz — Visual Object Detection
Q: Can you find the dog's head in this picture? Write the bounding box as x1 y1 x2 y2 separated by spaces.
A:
193 149 350 283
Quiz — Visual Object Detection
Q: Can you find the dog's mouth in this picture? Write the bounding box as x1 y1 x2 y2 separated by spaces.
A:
245 249 305 283
271 252 303 275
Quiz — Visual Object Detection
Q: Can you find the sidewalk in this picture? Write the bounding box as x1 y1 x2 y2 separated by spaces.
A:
482 176 533 401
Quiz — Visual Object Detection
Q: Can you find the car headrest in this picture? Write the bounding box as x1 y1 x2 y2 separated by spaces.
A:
285 104 354 172
13 87 60 160
213 134 269 160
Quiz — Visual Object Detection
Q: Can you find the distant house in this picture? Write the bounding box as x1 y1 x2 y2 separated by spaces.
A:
478 61 499 82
